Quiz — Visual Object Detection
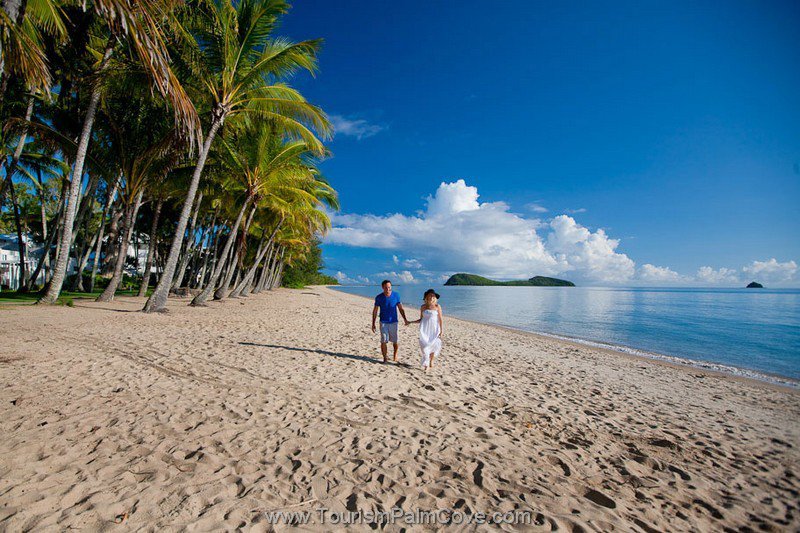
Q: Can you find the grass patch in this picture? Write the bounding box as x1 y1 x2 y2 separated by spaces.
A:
0 288 146 306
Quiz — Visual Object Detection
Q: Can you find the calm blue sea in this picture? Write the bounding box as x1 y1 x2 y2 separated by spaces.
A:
332 285 800 384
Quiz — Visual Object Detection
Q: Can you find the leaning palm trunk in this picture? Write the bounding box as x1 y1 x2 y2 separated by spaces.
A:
39 45 114 304
270 257 285 290
172 193 203 289
96 190 143 302
213 248 238 300
72 230 99 291
69 172 100 244
196 219 223 289
271 248 285 289
35 167 48 271
229 236 267 298
101 205 124 275
137 198 162 297
144 114 224 312
182 214 212 288
89 176 120 293
231 217 283 297
253 245 275 294
25 189 64 291
266 247 284 290
191 195 250 306
214 205 255 300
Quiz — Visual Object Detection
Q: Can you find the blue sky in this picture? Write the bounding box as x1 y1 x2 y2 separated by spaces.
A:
280 0 800 286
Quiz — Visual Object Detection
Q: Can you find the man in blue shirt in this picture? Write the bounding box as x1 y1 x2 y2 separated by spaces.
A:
372 279 409 363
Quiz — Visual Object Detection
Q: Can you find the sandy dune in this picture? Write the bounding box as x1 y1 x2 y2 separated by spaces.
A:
1 287 798 531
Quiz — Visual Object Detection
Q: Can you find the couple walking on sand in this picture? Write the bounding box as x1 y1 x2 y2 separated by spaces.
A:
371 279 444 371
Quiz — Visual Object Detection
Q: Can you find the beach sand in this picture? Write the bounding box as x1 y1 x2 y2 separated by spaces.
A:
1 287 798 531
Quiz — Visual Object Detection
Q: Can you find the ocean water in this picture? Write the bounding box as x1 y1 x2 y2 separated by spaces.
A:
332 285 800 385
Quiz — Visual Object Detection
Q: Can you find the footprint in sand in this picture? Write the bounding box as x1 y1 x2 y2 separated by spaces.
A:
584 488 616 509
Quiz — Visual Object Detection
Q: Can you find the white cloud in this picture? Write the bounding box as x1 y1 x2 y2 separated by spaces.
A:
326 180 636 283
335 271 371 285
639 264 686 283
330 115 385 140
565 208 587 214
326 181 796 287
375 270 415 284
547 215 636 283
526 203 549 213
743 258 797 283
696 266 740 285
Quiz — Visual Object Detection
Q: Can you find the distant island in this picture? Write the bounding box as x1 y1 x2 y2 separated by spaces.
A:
444 273 575 287
746 281 764 289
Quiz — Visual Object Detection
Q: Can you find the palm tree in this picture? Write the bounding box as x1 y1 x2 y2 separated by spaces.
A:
143 0 330 312
232 175 337 297
95 88 184 301
38 0 200 304
189 119 329 305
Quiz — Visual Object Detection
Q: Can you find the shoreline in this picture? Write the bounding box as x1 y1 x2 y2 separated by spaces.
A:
329 285 800 391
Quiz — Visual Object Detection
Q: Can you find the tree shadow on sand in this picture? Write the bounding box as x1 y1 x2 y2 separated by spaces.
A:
238 342 413 367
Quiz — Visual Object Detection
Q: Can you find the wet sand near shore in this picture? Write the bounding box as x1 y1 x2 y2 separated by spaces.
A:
1 287 798 531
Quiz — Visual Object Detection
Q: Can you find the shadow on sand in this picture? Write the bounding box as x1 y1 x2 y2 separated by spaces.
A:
238 342 413 367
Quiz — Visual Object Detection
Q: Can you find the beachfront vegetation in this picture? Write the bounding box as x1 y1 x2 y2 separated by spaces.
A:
444 273 576 287
0 0 338 307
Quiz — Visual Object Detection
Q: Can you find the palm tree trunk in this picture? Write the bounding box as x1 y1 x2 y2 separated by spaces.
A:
4 95 34 290
232 216 283 297
69 172 100 243
214 204 255 300
269 248 285 290
96 190 143 302
37 169 49 274
254 245 275 294
213 248 239 300
89 176 120 293
137 197 162 297
190 195 250 306
182 213 211 288
101 204 123 275
262 248 278 292
172 192 203 288
38 44 114 304
6 168 27 290
36 167 47 243
196 218 222 289
144 113 224 313
229 234 266 299
72 229 98 291
25 190 63 291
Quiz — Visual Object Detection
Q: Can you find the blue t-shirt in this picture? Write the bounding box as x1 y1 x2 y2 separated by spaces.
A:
375 292 401 323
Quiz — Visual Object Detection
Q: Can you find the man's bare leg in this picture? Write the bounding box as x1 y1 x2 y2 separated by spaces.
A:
393 343 399 362
381 342 388 363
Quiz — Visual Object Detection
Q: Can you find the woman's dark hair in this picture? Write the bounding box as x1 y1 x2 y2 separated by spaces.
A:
423 289 441 300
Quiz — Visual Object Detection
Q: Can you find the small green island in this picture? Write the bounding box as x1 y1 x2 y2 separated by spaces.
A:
444 273 575 287
746 281 764 289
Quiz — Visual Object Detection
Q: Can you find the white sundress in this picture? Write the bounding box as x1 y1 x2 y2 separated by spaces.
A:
419 308 442 368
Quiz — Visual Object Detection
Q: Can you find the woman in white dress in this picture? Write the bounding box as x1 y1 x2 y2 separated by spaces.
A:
410 289 444 371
